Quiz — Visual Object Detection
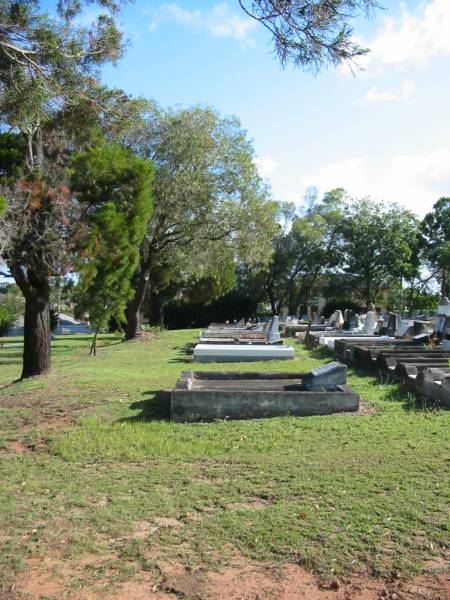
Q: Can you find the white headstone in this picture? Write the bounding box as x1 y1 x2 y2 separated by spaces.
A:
362 311 377 334
267 316 281 343
438 297 450 316
335 310 344 328
395 319 413 337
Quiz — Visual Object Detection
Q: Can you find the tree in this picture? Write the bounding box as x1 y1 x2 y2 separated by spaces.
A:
342 198 419 307
0 282 24 335
421 198 450 297
0 0 123 169
0 0 125 377
257 190 346 315
70 143 154 354
124 105 278 340
238 0 380 70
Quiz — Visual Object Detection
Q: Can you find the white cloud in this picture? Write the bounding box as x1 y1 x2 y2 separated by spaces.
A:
149 3 257 41
298 149 450 216
364 0 450 69
363 79 415 104
255 155 278 178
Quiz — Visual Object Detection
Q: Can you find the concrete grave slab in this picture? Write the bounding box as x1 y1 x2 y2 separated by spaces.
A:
171 365 360 422
193 343 295 362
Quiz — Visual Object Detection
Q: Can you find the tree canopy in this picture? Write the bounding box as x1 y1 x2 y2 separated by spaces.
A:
238 0 380 70
70 143 154 352
123 104 279 339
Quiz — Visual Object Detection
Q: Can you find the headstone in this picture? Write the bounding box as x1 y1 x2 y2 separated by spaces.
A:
386 313 398 337
396 319 413 338
374 318 384 335
351 313 360 329
303 362 347 390
435 314 446 335
362 311 377 334
267 316 281 343
413 321 427 336
437 297 450 316
335 310 344 329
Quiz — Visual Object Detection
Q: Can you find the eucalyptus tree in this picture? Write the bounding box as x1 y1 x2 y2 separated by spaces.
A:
124 105 278 339
341 198 419 307
238 0 380 70
257 190 346 315
421 198 450 297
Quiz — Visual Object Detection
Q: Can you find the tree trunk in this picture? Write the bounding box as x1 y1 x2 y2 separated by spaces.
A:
442 269 448 298
149 292 165 327
124 267 150 340
22 284 51 378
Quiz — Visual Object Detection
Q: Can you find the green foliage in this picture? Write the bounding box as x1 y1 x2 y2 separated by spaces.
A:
0 283 24 335
141 105 278 270
123 105 278 334
256 189 347 314
421 197 450 295
70 143 154 332
0 305 15 335
0 0 124 142
164 290 259 329
342 198 419 306
239 1 380 71
0 133 26 182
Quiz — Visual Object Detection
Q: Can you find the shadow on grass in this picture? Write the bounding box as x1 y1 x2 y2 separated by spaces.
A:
168 342 195 364
309 346 335 360
119 390 171 422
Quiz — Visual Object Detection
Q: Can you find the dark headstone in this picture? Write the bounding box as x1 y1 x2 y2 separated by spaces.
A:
303 361 347 390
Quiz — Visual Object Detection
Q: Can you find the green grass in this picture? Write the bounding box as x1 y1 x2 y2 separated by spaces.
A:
0 330 449 594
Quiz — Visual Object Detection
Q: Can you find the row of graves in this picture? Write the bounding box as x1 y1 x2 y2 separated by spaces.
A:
286 306 434 351
297 300 450 409
170 317 361 422
193 316 295 362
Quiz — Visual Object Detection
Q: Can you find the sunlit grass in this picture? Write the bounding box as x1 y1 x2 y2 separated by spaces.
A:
0 329 449 592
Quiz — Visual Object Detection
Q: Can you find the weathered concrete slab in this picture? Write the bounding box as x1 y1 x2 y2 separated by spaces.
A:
412 368 450 408
171 367 359 422
193 343 295 362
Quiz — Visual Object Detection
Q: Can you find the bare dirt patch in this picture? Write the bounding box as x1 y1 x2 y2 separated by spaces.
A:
9 554 449 600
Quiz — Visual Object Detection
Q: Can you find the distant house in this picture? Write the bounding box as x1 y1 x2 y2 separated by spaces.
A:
7 312 91 336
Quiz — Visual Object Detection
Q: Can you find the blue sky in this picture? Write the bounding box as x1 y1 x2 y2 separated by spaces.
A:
98 0 450 217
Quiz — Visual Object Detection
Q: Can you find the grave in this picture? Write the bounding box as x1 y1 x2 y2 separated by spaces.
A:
195 317 289 359
362 311 377 335
193 342 294 362
171 362 360 422
200 318 270 342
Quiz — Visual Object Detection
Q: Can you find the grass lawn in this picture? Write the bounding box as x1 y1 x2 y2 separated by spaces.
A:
0 330 449 597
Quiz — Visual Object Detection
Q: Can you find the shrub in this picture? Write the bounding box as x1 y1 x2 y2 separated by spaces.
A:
0 305 15 336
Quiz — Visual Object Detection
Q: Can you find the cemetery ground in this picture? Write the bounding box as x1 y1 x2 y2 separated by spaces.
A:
0 332 449 600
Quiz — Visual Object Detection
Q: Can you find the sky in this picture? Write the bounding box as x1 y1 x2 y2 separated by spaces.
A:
96 0 450 217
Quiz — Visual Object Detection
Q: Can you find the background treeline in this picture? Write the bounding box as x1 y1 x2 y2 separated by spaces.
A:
148 190 450 329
